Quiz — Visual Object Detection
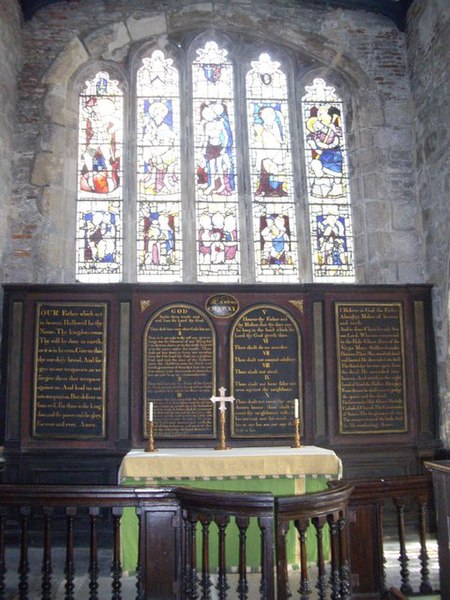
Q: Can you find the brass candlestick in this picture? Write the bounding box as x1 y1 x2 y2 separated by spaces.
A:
215 409 231 451
291 417 302 448
145 421 157 453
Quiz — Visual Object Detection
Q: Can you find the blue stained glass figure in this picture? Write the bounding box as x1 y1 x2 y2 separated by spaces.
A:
252 102 288 197
198 101 235 195
316 214 347 267
83 209 118 264
305 105 344 198
260 214 292 266
141 99 178 196
96 76 108 95
142 211 176 267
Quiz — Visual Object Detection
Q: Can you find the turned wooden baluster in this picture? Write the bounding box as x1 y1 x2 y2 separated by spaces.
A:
111 507 123 600
393 496 412 595
313 515 327 600
181 510 190 598
88 507 100 600
275 518 290 600
259 517 268 600
199 514 212 599
235 516 250 600
338 513 351 600
0 507 6 599
416 495 432 594
328 514 340 600
41 507 53 600
18 506 30 600
187 512 199 599
135 508 142 600
294 518 311 599
258 515 275 600
64 507 76 600
216 515 230 600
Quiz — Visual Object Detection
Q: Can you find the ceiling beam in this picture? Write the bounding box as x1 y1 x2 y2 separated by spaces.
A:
19 0 414 30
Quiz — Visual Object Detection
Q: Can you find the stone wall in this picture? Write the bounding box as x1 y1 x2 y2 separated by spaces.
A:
3 1 449 443
407 0 450 445
0 0 22 282
7 0 422 285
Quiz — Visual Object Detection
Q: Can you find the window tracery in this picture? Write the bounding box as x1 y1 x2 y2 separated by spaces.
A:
75 39 355 284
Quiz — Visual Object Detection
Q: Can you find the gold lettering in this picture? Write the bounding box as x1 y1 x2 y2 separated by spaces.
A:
33 303 106 438
336 303 407 434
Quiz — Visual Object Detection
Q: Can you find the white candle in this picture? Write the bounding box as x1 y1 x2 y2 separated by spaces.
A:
294 398 299 419
149 401 153 422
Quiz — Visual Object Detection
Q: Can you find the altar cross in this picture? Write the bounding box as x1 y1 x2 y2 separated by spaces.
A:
210 386 235 412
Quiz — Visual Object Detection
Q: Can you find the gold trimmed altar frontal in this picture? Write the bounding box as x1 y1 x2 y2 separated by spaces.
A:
119 446 342 573
118 445 342 486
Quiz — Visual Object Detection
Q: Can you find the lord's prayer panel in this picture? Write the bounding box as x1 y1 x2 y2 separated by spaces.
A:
33 302 107 439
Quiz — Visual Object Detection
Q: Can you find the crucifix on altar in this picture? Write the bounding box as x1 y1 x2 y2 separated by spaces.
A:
210 386 235 450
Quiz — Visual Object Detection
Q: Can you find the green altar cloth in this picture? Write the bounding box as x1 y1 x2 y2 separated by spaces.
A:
118 446 342 573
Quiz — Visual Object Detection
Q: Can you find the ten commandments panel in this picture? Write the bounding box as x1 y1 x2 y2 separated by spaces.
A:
144 304 216 438
231 305 301 438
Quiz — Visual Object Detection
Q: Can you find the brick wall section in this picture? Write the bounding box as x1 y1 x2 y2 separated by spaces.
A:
407 0 450 444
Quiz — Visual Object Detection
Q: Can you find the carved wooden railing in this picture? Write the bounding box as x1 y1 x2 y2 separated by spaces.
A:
0 476 439 599
176 486 276 599
0 481 352 599
346 474 436 598
275 482 354 600
0 485 181 600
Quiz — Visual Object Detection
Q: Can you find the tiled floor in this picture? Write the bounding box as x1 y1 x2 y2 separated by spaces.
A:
1 537 440 599
384 538 440 594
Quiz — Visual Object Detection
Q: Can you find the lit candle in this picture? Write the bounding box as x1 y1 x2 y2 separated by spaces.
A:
294 398 299 419
149 401 153 422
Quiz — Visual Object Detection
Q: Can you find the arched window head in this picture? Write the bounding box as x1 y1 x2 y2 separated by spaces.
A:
76 71 123 283
136 50 182 282
302 77 355 282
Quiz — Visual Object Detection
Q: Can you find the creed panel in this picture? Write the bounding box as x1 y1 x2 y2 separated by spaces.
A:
231 305 301 438
335 301 407 434
144 304 217 439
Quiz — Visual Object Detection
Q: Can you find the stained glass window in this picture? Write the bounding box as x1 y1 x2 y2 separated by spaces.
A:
302 78 355 281
246 54 299 282
137 50 182 281
76 71 123 282
76 42 356 285
192 41 240 282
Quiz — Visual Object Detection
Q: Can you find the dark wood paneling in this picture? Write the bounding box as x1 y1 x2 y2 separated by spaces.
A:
0 283 438 484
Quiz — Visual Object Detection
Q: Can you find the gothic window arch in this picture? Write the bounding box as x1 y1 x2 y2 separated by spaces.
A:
75 35 355 284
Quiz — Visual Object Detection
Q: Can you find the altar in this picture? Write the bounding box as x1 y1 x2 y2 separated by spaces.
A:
119 446 342 572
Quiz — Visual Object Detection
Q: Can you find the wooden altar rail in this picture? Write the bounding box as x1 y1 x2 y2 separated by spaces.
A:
345 474 436 599
0 482 353 600
0 476 438 599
